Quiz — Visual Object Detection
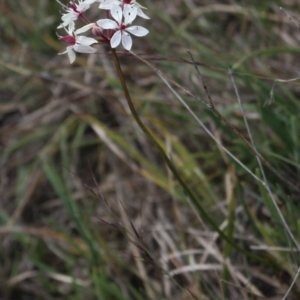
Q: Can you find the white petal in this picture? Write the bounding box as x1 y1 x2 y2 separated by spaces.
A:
65 22 75 35
99 3 112 10
99 0 119 9
110 31 121 48
76 36 98 46
121 32 132 50
74 44 97 53
77 0 96 11
57 23 64 29
97 19 118 29
137 7 150 19
67 47 76 64
58 49 67 55
61 11 77 24
75 23 95 34
86 0 97 4
123 5 137 24
77 3 89 12
126 26 149 37
111 4 122 24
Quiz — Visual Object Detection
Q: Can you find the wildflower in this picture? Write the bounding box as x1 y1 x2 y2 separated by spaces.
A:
98 0 149 19
58 0 97 28
58 23 98 63
96 5 148 50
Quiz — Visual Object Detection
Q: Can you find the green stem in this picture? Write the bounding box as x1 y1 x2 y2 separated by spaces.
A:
110 48 268 264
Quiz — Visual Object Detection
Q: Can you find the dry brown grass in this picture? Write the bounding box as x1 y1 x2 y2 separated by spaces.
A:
1 0 300 299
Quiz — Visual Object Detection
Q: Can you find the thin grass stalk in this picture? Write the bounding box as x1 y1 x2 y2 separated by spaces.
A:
221 169 236 296
130 50 300 193
230 70 300 299
229 70 300 251
110 47 272 264
155 67 285 266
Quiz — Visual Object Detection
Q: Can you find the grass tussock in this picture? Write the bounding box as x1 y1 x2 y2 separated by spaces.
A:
1 0 300 299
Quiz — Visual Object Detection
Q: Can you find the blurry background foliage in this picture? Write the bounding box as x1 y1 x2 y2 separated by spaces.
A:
1 0 300 299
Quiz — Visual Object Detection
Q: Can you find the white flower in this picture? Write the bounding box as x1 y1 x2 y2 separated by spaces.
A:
98 0 149 19
58 0 97 28
59 23 98 64
96 5 148 50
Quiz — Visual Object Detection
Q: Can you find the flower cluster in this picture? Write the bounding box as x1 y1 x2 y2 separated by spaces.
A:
57 0 149 63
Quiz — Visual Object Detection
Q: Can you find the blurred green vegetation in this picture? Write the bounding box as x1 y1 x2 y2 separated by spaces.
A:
1 0 300 299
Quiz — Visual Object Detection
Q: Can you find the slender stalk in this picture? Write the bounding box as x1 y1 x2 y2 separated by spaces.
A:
130 50 300 193
110 47 269 263
230 70 300 251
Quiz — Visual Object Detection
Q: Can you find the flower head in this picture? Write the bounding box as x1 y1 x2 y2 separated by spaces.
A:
99 0 149 19
96 5 148 50
59 23 98 63
58 0 97 28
